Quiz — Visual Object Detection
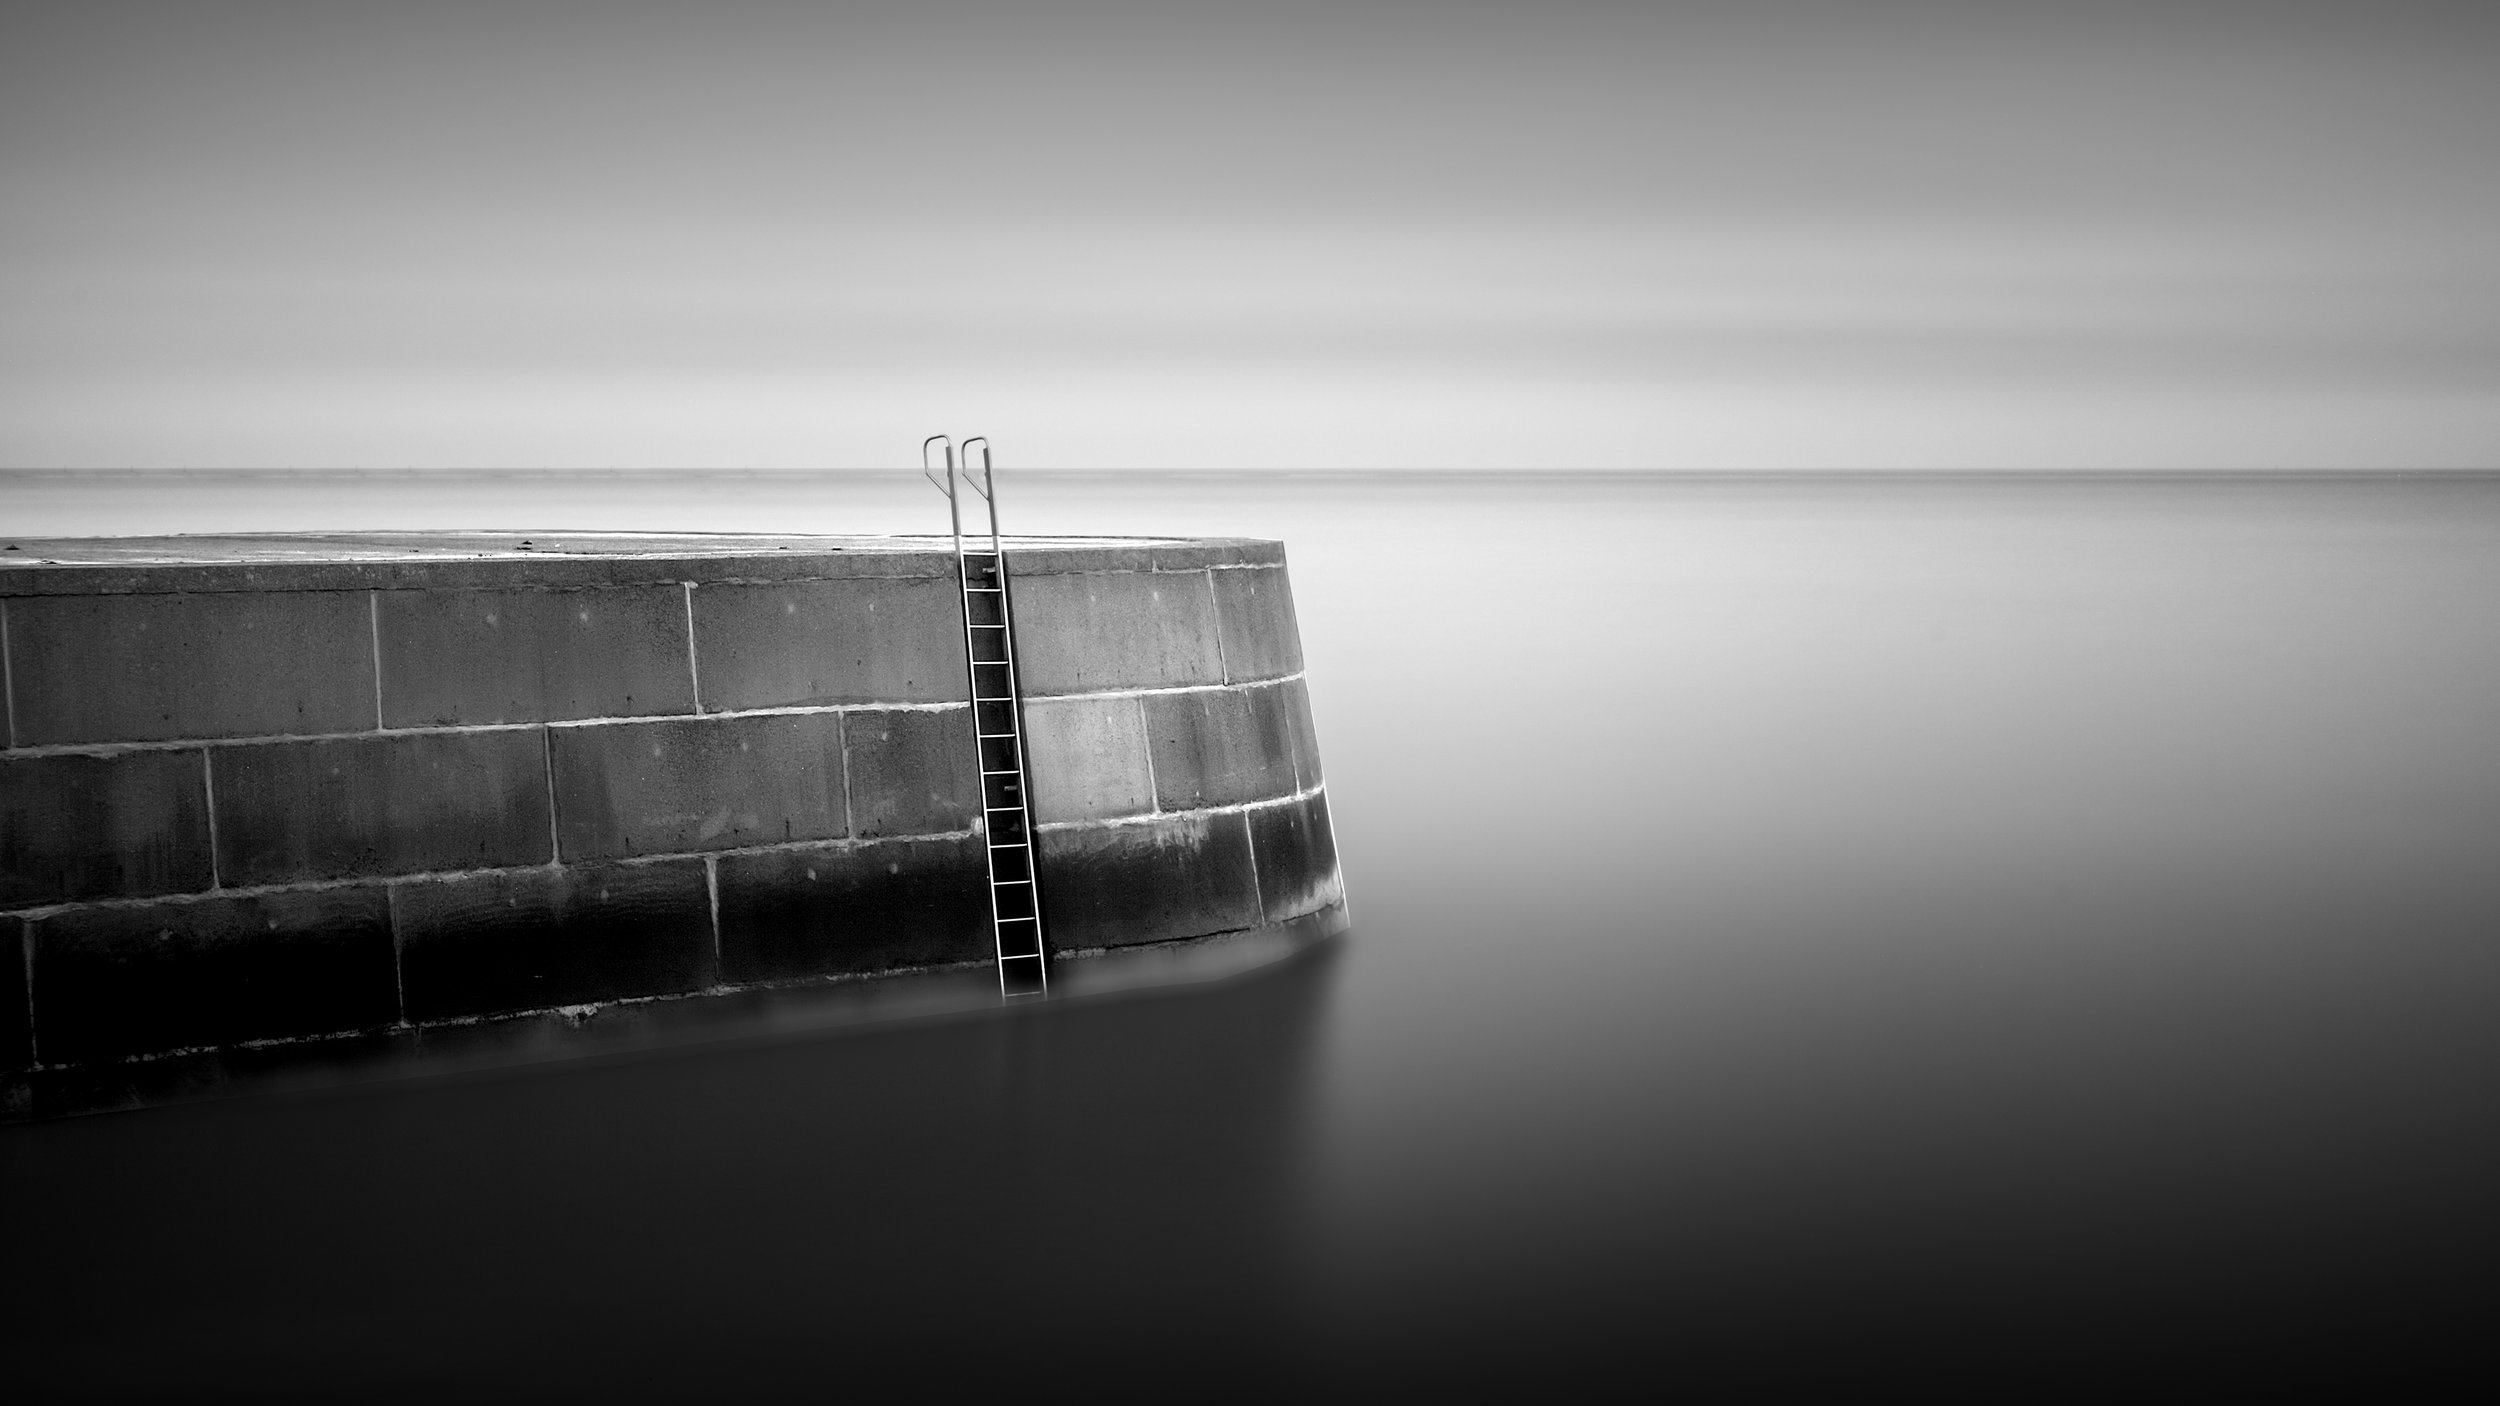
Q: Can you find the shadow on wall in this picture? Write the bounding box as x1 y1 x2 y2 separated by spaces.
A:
0 938 1345 1398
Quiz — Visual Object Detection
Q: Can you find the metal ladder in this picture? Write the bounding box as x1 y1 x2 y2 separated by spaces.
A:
922 436 1049 998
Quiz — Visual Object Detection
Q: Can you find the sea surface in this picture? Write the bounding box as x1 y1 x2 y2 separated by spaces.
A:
5 470 2498 1393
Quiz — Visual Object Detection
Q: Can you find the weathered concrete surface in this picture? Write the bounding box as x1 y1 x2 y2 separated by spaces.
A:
1 918 31 1071
1144 684 1299 811
393 860 716 1021
1211 565 1305 682
844 708 981 839
1022 696 1154 824
215 730 555 884
1249 792 1345 924
0 532 1340 1098
1011 572 1225 695
1039 812 1264 950
378 585 697 726
8 591 376 745
28 888 398 1065
1280 677 1325 788
692 577 967 709
716 835 991 983
0 750 213 905
551 712 847 859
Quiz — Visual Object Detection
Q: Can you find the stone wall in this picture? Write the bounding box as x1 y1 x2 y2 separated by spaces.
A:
0 534 1341 1082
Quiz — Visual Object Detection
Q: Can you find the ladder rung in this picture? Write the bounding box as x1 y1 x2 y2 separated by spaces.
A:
976 731 1017 739
991 877 1032 886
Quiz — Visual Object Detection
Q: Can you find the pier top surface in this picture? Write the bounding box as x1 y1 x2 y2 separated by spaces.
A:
0 532 1284 594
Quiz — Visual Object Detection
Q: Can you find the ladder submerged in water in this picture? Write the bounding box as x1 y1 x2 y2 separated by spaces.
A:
923 436 1048 998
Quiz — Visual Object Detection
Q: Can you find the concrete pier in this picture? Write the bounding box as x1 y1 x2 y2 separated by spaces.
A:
0 533 1342 1111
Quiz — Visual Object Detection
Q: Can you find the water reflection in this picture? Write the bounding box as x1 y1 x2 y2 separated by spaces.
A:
0 942 1341 1397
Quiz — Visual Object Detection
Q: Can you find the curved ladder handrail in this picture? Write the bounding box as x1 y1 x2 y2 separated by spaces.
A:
958 436 1003 550
921 435 961 544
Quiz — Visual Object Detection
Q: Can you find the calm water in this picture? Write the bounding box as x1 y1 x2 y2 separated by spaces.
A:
5 471 2499 1393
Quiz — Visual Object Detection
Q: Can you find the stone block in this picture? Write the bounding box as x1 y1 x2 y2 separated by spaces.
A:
377 584 695 726
1 917 27 1071
715 835 990 983
1002 539 1283 575
552 712 847 859
393 859 715 1021
1211 566 1303 683
7 591 375 745
28 886 398 1063
1248 791 1344 924
1278 677 1325 789
1008 571 1223 696
846 708 980 839
1021 695 1154 824
691 576 967 710
214 730 553 885
1037 811 1260 950
0 536 961 597
998 543 1162 575
1143 685 1297 812
1151 539 1285 571
1 750 213 906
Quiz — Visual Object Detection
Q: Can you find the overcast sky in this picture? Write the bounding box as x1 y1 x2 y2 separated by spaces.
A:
4 0 2495 467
